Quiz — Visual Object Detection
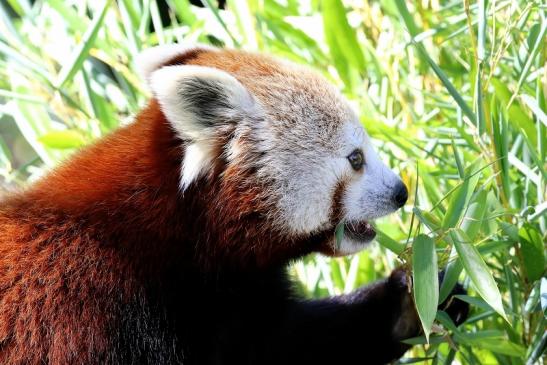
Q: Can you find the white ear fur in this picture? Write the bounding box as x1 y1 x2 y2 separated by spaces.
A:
180 143 215 191
150 65 254 139
149 65 256 190
135 43 216 85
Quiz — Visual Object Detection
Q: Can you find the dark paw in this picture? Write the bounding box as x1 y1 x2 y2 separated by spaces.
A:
387 268 420 340
387 267 411 292
387 268 469 339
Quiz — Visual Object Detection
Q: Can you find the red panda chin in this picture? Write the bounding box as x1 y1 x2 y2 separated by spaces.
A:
316 220 376 258
344 220 376 242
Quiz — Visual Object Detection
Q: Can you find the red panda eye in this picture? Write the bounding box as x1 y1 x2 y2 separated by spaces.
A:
347 149 365 171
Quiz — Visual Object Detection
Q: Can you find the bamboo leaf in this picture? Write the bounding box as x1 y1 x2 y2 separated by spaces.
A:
55 0 111 88
395 0 476 123
541 278 547 317
518 224 545 282
38 130 86 149
439 246 463 304
375 230 405 255
412 234 439 342
521 94 547 127
451 138 465 179
511 21 547 105
322 0 365 90
451 230 507 321
442 167 480 230
460 190 488 240
416 42 476 124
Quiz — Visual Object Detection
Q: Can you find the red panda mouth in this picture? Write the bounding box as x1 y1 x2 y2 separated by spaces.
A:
344 220 376 242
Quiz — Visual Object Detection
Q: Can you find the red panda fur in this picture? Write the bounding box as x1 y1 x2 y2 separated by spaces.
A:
0 96 331 363
0 47 470 365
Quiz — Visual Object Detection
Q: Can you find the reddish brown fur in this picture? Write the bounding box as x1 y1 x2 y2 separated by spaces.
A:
0 96 330 363
0 101 183 363
0 48 470 365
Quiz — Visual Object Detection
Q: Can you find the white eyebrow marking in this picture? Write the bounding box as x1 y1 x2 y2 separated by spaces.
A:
348 123 366 149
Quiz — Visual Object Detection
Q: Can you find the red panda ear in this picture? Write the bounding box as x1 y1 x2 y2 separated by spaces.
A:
136 43 215 85
150 65 255 140
149 65 259 190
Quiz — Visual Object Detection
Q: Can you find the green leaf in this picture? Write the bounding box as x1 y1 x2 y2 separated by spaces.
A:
454 295 497 312
451 230 507 321
394 0 476 124
402 334 446 346
442 167 480 230
55 0 111 88
38 131 86 149
412 234 439 342
518 224 545 282
375 229 405 255
511 21 547 106
460 190 488 240
322 0 365 90
201 0 239 46
46 0 89 35
520 95 547 128
229 0 257 49
465 338 526 357
439 246 463 304
527 329 547 365
9 84 57 165
451 138 465 179
393 0 420 37
5 0 26 16
491 78 537 146
418 42 476 124
413 207 441 232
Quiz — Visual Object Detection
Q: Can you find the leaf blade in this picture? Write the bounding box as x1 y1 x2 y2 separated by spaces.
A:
451 230 507 321
55 0 111 88
412 234 439 342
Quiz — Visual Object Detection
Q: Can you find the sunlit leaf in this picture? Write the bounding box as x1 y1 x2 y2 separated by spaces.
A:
442 167 481 230
55 0 111 88
38 131 86 149
412 234 439 342
451 230 507 321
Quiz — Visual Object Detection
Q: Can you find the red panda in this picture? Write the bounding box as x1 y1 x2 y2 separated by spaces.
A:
0 45 467 364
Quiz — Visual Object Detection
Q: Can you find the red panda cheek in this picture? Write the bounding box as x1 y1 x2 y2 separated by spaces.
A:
329 179 348 224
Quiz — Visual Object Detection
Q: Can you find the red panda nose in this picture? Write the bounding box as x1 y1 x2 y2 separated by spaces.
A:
392 181 408 208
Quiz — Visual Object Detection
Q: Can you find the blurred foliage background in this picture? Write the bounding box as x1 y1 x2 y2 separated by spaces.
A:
0 0 545 364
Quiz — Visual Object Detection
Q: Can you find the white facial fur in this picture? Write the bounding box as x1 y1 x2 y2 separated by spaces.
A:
140 45 404 256
257 113 403 256
236 67 404 255
344 134 403 221
336 122 404 255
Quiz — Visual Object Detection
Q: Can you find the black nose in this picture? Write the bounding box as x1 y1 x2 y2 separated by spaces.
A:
393 181 408 208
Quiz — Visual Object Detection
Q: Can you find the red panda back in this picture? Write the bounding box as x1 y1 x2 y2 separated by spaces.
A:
0 101 186 363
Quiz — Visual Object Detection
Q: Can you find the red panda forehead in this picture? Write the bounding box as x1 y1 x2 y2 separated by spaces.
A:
188 51 352 140
161 49 347 112
161 48 282 78
158 47 355 148
252 76 350 129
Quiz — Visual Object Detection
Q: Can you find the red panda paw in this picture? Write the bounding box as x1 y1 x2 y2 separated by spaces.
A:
388 268 470 341
387 268 421 340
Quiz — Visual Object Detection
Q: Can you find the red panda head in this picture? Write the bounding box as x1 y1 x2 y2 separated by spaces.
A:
137 45 407 264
